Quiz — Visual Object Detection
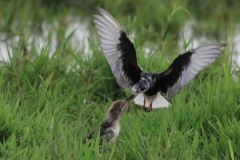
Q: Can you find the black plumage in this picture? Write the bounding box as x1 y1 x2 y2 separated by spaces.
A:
118 31 141 86
158 51 193 96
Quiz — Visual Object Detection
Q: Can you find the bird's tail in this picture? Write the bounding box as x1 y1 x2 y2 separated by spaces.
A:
133 93 171 109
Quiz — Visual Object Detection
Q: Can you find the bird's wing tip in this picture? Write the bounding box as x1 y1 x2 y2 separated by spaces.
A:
92 14 98 19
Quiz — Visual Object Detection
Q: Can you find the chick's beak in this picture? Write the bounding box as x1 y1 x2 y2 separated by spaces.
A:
119 94 135 112
119 101 132 115
119 101 128 112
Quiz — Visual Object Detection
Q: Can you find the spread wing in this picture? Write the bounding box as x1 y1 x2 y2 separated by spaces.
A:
93 7 142 89
158 43 226 98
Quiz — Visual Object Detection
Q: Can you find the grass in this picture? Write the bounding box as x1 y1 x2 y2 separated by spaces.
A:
1 0 240 159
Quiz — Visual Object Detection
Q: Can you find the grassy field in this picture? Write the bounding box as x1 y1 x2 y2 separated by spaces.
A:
1 0 240 159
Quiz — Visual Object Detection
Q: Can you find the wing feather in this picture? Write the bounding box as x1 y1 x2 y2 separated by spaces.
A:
96 7 122 29
158 43 226 98
93 7 141 89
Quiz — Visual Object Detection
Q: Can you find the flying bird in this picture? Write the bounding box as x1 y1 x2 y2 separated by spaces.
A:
83 100 129 146
93 7 226 109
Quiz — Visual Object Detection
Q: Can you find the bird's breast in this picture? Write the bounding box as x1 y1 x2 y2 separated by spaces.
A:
144 86 159 96
110 121 120 142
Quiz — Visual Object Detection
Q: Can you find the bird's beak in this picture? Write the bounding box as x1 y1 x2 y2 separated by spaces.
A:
119 101 129 112
119 94 135 112
122 101 128 111
119 101 132 115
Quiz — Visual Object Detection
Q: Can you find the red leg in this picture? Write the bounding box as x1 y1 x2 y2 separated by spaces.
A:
149 96 154 110
143 94 146 107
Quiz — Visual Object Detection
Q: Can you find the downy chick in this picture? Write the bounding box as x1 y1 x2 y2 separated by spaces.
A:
83 100 129 145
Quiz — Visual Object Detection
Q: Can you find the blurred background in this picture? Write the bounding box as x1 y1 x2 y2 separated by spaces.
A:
1 0 240 59
0 0 239 52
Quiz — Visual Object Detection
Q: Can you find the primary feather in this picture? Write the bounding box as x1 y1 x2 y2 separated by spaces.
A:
93 7 141 90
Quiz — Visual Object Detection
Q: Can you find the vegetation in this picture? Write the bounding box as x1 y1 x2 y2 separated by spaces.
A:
0 0 240 159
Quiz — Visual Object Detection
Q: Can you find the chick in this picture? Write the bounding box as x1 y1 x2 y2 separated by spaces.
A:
83 100 129 146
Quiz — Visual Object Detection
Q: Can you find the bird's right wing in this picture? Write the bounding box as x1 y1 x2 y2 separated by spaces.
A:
93 7 142 89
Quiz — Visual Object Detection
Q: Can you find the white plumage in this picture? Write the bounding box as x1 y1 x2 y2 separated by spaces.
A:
134 93 171 108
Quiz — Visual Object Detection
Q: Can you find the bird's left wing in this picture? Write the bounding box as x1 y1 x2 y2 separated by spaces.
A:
157 43 226 98
93 7 142 89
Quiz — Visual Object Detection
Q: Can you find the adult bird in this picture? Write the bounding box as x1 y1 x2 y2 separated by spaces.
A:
93 7 226 109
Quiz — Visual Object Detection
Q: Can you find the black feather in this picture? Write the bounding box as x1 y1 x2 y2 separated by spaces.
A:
118 31 142 85
157 51 193 95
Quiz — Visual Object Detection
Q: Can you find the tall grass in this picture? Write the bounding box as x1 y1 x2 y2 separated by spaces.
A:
1 0 240 159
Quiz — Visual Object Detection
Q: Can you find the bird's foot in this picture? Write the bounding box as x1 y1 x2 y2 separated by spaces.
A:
143 94 146 107
149 96 154 110
149 102 152 109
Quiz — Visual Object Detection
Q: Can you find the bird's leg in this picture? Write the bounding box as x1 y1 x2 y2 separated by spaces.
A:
119 94 135 112
143 94 146 108
149 96 154 109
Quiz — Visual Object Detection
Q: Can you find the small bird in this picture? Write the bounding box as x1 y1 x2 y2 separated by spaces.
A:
93 7 227 109
83 100 129 146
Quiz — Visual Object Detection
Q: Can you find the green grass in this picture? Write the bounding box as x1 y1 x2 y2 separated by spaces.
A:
1 0 240 159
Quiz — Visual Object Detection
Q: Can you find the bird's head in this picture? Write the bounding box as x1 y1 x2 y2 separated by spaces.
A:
108 100 130 117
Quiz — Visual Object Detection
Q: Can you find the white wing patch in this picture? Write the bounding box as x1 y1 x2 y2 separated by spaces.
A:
134 93 171 109
166 43 225 98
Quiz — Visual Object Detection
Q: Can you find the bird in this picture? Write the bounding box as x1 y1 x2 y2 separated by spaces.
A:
93 7 227 109
83 100 129 146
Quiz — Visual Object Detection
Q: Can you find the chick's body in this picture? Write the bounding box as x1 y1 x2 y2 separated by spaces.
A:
84 100 128 145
